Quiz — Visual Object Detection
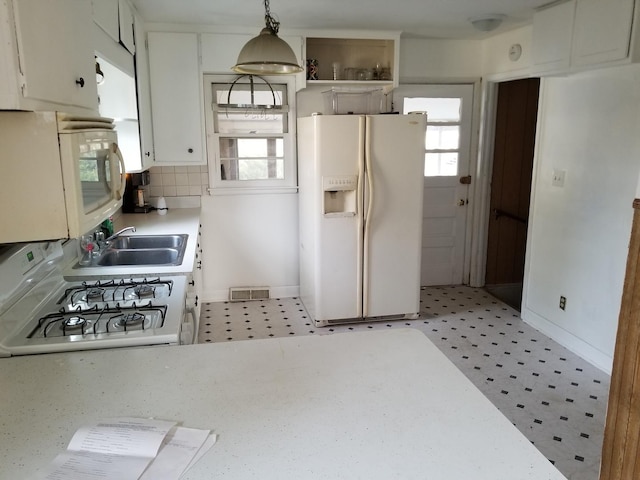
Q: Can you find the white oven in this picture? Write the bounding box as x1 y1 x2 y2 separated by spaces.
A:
0 241 192 357
0 111 125 244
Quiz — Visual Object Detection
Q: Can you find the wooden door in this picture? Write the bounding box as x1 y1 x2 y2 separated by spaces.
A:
485 78 539 307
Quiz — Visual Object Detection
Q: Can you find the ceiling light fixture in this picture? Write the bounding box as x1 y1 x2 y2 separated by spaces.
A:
232 0 303 75
469 14 506 32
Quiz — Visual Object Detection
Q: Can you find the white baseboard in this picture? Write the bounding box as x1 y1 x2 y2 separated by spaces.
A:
521 307 613 375
202 285 300 303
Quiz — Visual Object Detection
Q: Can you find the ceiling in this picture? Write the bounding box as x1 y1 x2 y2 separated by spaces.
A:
130 0 554 40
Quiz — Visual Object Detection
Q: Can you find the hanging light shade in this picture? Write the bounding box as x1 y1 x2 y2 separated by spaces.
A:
232 0 303 75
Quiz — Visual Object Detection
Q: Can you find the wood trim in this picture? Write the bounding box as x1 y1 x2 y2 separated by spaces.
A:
600 201 640 480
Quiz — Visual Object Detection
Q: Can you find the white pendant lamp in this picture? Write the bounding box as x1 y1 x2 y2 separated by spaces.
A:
232 0 303 75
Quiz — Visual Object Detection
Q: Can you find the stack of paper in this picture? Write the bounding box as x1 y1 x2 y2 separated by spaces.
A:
33 417 217 480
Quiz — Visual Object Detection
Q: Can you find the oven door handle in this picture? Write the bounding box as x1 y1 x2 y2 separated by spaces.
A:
180 308 196 345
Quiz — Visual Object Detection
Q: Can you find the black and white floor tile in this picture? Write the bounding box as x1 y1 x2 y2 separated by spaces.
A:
198 286 610 480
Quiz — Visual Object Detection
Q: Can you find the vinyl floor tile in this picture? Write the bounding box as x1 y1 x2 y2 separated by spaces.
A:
199 286 610 480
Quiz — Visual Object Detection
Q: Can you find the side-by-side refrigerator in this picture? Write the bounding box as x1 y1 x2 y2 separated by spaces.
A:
298 113 427 327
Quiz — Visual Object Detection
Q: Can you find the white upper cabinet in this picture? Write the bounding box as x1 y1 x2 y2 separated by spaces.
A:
133 13 154 169
92 0 119 42
118 0 135 54
532 0 640 75
0 0 98 114
532 0 575 74
201 33 252 73
571 0 635 67
147 32 205 165
92 0 135 54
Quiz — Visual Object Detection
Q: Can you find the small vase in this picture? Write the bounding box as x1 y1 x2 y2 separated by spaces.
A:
306 59 318 80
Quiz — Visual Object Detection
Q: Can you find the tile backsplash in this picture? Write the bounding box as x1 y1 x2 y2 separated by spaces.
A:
147 166 209 198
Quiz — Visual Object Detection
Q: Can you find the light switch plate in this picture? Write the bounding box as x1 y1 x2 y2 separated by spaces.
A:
552 169 566 187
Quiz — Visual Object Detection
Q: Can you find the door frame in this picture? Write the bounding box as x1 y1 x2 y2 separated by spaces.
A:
469 73 536 288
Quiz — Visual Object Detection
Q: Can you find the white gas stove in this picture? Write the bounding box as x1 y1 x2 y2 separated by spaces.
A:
0 240 192 357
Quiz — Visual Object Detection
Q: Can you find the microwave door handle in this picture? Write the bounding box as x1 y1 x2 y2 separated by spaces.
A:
112 142 126 200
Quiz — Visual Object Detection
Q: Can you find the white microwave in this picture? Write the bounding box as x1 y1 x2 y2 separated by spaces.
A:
0 111 125 243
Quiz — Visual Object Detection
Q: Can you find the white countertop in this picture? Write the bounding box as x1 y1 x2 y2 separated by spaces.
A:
63 208 201 280
0 329 566 479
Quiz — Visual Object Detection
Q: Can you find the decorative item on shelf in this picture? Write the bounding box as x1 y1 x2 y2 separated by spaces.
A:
232 0 303 75
306 59 319 80
373 63 381 80
379 67 392 81
332 62 341 80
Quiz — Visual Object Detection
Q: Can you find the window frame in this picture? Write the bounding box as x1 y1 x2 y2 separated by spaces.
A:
203 74 298 193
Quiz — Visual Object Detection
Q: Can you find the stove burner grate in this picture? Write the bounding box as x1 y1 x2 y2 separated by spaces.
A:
133 285 155 299
58 278 173 306
86 288 105 302
30 303 168 338
64 316 86 328
114 312 146 330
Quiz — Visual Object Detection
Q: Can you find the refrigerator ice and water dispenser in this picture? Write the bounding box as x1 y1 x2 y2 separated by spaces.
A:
322 176 358 216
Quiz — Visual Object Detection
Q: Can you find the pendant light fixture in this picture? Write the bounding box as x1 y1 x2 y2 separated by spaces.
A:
232 0 303 75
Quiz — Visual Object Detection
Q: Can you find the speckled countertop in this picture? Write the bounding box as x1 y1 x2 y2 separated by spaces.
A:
0 329 567 479
63 208 201 280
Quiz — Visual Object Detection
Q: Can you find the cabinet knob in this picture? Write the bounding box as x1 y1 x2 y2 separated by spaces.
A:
145 151 151 157
75 77 85 87
188 148 194 153
189 280 195 286
197 261 202 270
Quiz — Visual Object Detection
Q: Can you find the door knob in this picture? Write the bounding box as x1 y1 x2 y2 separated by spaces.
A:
457 199 467 206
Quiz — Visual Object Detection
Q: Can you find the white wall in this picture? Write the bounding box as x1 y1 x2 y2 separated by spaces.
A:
522 64 640 373
200 193 300 302
481 26 532 79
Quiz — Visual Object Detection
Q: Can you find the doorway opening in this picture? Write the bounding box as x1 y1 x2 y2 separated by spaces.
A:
484 78 540 310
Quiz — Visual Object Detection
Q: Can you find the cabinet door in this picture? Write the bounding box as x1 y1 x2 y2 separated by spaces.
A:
531 0 575 74
92 0 119 42
118 0 135 54
148 32 204 165
571 0 635 67
134 13 154 168
200 33 251 72
13 0 98 112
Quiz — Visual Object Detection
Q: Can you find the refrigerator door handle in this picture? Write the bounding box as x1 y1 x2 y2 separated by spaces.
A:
362 117 374 318
356 116 366 319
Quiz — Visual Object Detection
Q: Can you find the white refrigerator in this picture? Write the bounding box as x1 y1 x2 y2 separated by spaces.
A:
298 114 426 327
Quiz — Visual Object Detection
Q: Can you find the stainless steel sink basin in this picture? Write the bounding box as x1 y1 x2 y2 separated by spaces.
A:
97 248 184 266
107 234 188 250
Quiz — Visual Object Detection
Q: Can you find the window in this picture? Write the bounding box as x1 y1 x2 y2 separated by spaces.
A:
403 97 463 177
204 75 297 191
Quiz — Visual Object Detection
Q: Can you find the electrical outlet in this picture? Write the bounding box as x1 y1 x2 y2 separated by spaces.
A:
552 169 566 187
559 296 567 310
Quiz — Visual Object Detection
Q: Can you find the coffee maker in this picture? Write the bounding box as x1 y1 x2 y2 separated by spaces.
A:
122 171 152 213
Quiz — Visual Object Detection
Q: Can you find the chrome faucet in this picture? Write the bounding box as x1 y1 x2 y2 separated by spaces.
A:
106 226 136 243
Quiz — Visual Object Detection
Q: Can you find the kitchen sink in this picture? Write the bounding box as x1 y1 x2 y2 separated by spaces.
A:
74 234 189 268
97 248 184 266
107 234 188 250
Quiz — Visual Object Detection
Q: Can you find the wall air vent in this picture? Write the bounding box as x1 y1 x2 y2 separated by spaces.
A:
229 287 270 302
